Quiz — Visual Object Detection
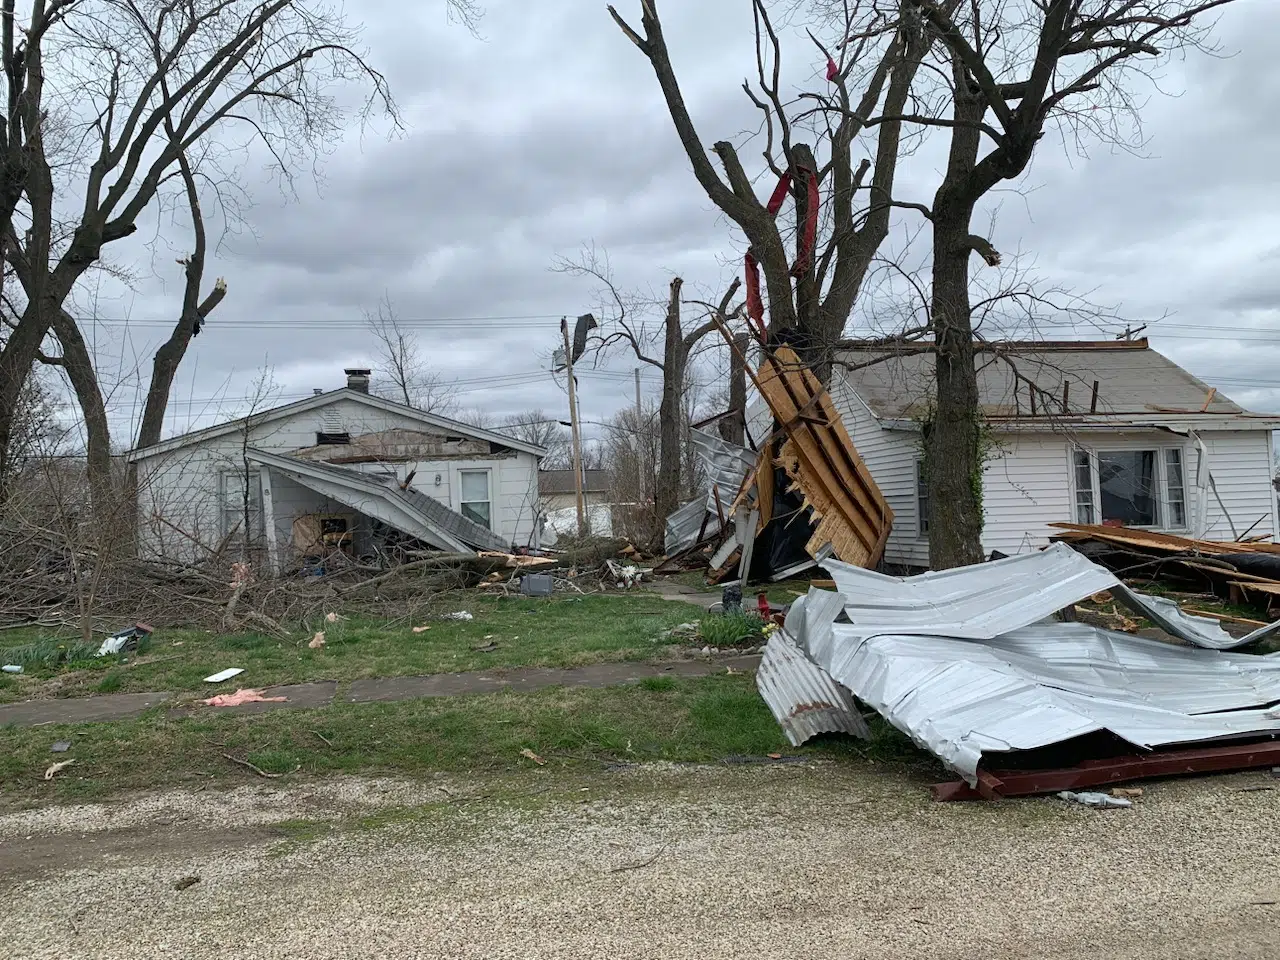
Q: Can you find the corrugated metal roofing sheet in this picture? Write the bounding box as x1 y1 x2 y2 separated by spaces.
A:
823 542 1272 651
664 499 710 556
689 428 755 514
770 589 1280 783
757 634 868 746
822 544 1117 639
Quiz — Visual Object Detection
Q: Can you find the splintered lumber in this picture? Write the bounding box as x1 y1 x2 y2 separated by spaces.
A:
755 346 893 567
1050 523 1280 556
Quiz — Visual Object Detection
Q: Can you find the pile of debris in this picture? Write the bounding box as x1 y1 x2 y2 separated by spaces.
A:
757 544 1280 800
659 342 892 585
1051 522 1280 615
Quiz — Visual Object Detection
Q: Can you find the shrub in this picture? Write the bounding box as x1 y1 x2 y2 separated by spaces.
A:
698 611 766 648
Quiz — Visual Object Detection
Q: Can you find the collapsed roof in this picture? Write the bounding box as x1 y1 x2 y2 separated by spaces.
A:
247 449 509 554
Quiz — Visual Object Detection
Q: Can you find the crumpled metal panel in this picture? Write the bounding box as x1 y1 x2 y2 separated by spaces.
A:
690 428 755 514
664 499 710 556
822 543 1117 638
823 542 1277 651
785 588 1280 784
1111 585 1280 650
757 633 868 746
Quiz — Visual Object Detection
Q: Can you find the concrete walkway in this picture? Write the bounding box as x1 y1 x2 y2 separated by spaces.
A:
645 580 723 611
0 655 761 728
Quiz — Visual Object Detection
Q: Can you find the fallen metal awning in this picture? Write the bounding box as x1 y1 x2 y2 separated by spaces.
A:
247 449 509 553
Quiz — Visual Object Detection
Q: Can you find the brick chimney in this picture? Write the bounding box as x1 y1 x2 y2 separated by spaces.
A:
344 368 371 394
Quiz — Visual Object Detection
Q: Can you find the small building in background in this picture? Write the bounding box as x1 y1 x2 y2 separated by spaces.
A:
128 369 547 570
537 468 610 513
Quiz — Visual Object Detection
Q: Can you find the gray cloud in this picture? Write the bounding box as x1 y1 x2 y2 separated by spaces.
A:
55 0 1280 454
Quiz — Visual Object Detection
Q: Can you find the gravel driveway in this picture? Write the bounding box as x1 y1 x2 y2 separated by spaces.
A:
3 763 1278 959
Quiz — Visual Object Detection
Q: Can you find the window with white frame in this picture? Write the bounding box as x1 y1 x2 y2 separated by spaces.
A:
1072 447 1187 529
218 468 263 539
459 469 492 528
915 460 929 538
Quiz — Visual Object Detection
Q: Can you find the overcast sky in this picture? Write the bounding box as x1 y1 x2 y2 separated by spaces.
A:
73 0 1280 447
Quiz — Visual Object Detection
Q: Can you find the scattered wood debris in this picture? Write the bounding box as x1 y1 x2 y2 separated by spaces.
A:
1052 522 1280 615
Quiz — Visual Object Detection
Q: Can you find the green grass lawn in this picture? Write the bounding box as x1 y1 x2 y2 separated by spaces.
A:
0 593 702 703
0 672 929 802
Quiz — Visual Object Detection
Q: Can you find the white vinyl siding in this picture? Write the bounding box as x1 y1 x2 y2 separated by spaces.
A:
1198 430 1276 540
829 373 927 567
979 435 1074 557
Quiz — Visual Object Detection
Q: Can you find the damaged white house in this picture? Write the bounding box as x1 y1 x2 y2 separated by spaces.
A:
823 339 1280 567
128 369 547 569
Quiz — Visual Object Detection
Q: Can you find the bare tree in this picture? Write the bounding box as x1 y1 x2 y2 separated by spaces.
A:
608 0 939 380
0 0 398 503
456 407 494 430
498 409 571 468
365 294 461 416
898 0 1240 567
556 247 742 536
0 362 67 486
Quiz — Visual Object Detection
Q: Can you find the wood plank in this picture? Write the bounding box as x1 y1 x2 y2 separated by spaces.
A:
781 350 892 527
760 358 877 531
1229 580 1280 597
756 348 892 566
1183 606 1270 627
1050 523 1280 555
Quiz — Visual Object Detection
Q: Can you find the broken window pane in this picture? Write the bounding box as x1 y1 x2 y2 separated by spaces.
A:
1098 450 1158 526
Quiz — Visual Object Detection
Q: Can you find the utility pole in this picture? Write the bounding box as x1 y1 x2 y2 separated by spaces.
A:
634 367 645 503
560 318 587 537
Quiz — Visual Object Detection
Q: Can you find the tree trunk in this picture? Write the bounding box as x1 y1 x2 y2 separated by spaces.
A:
926 204 984 569
655 278 684 540
0 310 47 498
49 310 115 520
924 66 989 571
